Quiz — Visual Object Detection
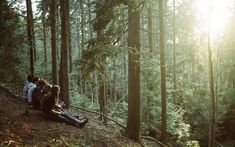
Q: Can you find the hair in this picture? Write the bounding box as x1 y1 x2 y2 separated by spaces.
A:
36 80 46 88
42 83 52 96
27 74 34 82
50 85 60 103
32 76 40 84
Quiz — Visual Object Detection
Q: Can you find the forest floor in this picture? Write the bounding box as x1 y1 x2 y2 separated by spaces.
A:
1 86 235 147
0 89 144 147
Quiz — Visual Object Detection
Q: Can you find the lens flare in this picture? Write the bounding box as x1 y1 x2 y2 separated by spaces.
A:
195 0 233 40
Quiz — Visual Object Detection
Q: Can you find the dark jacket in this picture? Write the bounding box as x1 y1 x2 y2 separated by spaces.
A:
32 87 42 110
42 94 55 114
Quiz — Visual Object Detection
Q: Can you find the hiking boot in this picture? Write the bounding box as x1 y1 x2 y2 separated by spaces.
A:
79 116 87 120
74 116 86 120
76 117 88 128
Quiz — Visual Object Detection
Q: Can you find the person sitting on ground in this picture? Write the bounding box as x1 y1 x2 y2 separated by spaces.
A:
23 74 34 101
31 80 46 110
41 83 52 97
40 83 52 108
27 76 40 104
42 85 88 128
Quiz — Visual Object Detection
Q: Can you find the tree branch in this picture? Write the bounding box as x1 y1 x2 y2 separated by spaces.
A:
141 136 168 147
70 105 126 129
214 139 224 147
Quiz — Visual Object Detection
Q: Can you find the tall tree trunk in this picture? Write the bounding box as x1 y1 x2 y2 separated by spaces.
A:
76 24 80 57
56 2 60 61
67 2 72 73
120 9 128 98
42 0 47 69
148 5 153 56
87 0 98 101
50 0 58 85
80 0 85 94
80 0 85 49
87 0 96 101
76 23 83 94
59 0 70 107
98 63 107 124
26 0 35 74
208 23 216 147
147 3 153 125
113 58 117 100
96 2 107 123
88 0 93 38
159 0 167 144
125 1 141 142
173 0 176 103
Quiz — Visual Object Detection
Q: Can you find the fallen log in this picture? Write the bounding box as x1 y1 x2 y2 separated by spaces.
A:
70 105 126 129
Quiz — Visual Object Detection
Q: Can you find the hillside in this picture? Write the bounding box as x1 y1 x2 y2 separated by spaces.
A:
0 87 142 147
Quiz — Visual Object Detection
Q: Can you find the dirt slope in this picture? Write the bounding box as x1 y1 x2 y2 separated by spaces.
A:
0 93 141 147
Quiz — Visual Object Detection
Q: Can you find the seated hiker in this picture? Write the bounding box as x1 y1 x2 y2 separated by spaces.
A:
42 85 88 128
23 74 34 101
27 76 40 103
40 83 52 108
31 80 46 110
41 83 52 97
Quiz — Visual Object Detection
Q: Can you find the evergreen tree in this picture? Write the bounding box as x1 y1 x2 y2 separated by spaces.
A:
26 0 35 74
0 0 27 82
159 0 167 144
125 0 141 142
59 0 70 107
50 0 58 85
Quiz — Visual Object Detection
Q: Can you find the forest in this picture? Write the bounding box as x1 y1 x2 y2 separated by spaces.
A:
1 0 235 146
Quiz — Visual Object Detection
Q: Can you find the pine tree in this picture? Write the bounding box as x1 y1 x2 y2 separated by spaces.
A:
50 0 58 85
59 0 70 107
159 0 167 144
125 0 141 142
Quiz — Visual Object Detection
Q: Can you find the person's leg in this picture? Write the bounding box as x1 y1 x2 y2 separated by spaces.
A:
60 112 88 128
58 114 75 125
78 117 88 128
60 112 80 123
74 115 86 120
46 112 69 123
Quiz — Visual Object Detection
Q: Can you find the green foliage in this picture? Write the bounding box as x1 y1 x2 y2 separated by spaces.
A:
3 0 235 145
108 101 128 124
92 0 127 32
70 83 128 125
70 81 100 111
141 95 196 146
0 0 28 83
139 45 202 146
78 0 128 79
167 105 191 146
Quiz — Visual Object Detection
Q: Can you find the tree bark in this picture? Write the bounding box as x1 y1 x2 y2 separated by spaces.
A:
148 5 153 56
88 0 93 38
42 0 47 69
147 3 154 125
67 2 72 73
96 2 107 123
26 0 35 74
125 1 141 142
208 22 216 147
79 0 86 94
173 0 176 103
59 0 70 107
98 63 107 124
50 0 58 85
159 0 167 144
